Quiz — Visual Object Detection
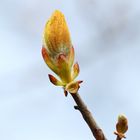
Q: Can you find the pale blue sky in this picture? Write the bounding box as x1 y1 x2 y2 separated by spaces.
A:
0 0 140 139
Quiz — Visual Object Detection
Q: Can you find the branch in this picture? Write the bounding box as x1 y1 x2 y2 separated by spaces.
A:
71 93 107 140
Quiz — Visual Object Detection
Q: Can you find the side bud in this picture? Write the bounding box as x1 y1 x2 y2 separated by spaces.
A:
114 114 128 139
65 80 83 94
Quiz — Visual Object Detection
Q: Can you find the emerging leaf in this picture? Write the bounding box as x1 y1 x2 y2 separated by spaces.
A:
48 74 64 86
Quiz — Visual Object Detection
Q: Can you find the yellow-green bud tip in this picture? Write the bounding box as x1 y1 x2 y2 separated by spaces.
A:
44 10 71 54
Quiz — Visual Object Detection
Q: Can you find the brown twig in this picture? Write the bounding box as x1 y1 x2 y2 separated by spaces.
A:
114 130 126 140
116 136 121 140
114 132 126 140
71 92 107 140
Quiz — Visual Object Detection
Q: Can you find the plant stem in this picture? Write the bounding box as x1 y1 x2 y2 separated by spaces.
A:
71 93 107 140
116 136 121 140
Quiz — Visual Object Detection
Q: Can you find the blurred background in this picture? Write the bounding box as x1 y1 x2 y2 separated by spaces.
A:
0 0 140 139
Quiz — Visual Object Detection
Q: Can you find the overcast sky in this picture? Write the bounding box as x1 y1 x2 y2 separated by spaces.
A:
0 0 140 140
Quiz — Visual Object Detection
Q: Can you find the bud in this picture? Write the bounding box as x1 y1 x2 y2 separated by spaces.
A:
44 10 72 55
42 10 82 95
116 115 128 134
114 114 128 139
65 80 83 94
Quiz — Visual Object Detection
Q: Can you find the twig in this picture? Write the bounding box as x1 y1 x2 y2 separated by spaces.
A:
71 92 107 140
116 136 121 140
114 131 126 140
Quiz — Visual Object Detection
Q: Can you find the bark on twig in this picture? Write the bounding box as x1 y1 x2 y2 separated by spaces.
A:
71 93 107 140
114 131 126 140
116 136 121 140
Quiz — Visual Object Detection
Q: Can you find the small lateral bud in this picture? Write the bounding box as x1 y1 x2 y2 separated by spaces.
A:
117 115 128 134
65 80 83 94
114 114 128 139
